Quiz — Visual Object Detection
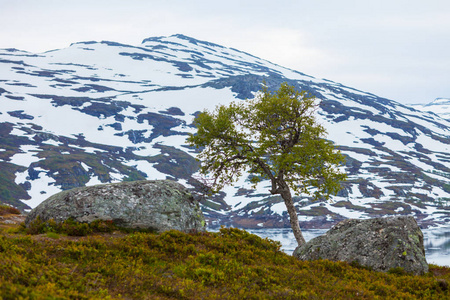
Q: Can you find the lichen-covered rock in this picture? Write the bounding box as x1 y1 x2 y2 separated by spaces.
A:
293 216 428 275
25 180 205 233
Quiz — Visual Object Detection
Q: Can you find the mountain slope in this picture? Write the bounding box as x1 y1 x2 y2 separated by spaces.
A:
1 34 450 228
411 98 450 120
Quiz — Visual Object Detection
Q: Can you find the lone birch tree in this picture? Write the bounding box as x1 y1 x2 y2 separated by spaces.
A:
187 83 346 246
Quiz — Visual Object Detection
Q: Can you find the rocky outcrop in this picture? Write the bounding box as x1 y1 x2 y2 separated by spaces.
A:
293 216 428 275
25 180 205 233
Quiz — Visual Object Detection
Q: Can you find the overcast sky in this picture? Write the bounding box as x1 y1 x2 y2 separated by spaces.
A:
1 0 449 104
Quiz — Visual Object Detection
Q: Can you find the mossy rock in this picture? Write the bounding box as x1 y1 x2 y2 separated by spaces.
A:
293 216 429 275
25 180 205 233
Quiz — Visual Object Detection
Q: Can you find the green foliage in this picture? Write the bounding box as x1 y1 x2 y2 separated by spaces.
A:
189 82 346 245
0 225 449 299
188 82 346 199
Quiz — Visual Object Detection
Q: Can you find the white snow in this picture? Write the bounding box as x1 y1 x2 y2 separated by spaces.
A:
82 147 107 154
177 178 195 189
350 184 363 198
42 139 62 147
10 127 32 138
132 146 162 157
270 202 287 215
85 176 104 186
416 132 450 153
80 162 90 172
123 159 167 180
9 145 42 167
15 170 62 209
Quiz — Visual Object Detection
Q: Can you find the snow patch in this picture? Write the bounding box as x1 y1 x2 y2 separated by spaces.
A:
9 145 42 167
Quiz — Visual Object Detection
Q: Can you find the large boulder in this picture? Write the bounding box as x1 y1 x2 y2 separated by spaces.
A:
25 180 205 233
293 216 428 275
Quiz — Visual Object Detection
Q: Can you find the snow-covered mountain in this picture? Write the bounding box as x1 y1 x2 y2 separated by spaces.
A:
411 98 450 120
1 34 450 229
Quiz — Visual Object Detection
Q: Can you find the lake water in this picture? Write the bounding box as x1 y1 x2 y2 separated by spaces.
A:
210 226 450 267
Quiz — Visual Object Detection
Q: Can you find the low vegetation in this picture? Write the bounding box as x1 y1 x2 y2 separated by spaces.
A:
0 204 21 216
0 219 449 299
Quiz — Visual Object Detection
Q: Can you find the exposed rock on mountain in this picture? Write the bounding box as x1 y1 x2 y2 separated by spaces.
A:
293 216 429 275
25 180 205 233
1 34 450 228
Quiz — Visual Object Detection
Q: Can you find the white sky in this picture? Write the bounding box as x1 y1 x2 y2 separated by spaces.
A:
1 0 449 104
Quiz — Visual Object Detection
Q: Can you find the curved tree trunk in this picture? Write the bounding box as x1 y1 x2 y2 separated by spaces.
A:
280 189 306 246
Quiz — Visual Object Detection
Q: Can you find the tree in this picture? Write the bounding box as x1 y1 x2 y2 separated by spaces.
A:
187 83 346 246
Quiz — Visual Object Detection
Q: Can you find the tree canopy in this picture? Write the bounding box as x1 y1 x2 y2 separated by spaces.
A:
188 82 346 245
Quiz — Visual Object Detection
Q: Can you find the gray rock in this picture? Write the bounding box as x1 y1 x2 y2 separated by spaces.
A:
293 216 428 275
25 180 205 233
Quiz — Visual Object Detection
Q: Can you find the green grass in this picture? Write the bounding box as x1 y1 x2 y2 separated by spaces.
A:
0 223 449 299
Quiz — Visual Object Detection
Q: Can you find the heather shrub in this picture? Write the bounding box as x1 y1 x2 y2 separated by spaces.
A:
0 204 20 216
23 217 121 236
0 224 448 299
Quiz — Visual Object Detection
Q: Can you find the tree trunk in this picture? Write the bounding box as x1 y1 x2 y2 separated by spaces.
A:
280 189 306 246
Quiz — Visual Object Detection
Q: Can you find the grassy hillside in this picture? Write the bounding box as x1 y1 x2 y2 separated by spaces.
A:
0 212 449 299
